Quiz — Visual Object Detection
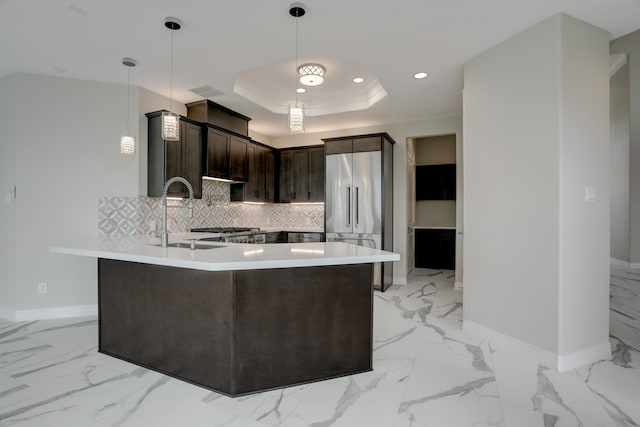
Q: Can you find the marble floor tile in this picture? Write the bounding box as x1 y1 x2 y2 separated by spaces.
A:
2 268 640 426
575 337 640 427
492 347 615 427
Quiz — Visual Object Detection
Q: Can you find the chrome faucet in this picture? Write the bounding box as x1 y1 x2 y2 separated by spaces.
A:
161 177 194 248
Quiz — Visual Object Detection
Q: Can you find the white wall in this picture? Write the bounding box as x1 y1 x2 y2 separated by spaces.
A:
270 116 463 284
0 75 18 317
558 15 610 356
463 14 610 363
611 29 640 265
610 62 631 263
4 73 142 315
463 15 562 353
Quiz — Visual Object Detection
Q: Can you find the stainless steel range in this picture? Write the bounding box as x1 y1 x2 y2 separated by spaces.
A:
191 227 266 244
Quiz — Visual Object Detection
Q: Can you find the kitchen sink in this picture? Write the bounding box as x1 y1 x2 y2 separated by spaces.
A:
154 242 225 250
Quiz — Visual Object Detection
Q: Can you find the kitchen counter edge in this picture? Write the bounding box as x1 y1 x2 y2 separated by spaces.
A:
50 236 400 272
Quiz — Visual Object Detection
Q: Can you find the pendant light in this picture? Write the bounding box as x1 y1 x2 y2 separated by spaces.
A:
120 57 137 155
162 17 181 141
288 3 305 132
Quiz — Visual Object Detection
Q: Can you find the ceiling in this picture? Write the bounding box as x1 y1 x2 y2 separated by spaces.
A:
1 0 639 138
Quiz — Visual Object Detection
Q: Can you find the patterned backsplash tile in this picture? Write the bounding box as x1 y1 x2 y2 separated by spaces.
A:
99 180 324 237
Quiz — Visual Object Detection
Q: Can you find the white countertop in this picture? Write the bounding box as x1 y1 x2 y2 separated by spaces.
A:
50 234 399 272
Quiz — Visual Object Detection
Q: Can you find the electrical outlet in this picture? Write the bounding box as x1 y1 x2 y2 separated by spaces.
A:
585 186 597 203
38 282 48 294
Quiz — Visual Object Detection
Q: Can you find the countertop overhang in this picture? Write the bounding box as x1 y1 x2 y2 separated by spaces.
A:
50 234 400 272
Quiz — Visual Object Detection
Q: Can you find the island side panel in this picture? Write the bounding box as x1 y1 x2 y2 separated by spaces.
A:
98 259 235 394
233 263 373 395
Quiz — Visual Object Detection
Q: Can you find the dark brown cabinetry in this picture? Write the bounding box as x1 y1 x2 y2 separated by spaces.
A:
230 142 275 203
265 150 275 202
146 111 203 199
204 125 249 183
277 146 324 203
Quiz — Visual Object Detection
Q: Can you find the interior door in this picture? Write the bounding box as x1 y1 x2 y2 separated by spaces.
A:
325 153 353 233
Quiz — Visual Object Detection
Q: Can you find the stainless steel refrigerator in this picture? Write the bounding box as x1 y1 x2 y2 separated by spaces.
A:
323 134 394 291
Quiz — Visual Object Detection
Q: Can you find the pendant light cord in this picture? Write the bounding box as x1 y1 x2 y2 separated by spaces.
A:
126 66 131 134
169 28 174 113
295 15 299 107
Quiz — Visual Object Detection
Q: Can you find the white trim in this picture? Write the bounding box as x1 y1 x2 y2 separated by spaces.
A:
0 306 15 322
610 258 630 268
393 276 407 285
631 263 640 270
463 320 612 371
557 342 611 372
12 305 98 322
454 281 463 290
463 319 558 368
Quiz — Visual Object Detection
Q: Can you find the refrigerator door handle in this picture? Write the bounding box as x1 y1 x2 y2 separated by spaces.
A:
355 186 359 228
346 185 352 227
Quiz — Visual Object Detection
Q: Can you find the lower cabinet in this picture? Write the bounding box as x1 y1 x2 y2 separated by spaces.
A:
414 228 455 270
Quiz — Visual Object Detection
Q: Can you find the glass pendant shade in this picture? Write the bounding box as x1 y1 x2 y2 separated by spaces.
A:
120 136 136 154
162 111 180 141
288 105 304 132
298 63 325 86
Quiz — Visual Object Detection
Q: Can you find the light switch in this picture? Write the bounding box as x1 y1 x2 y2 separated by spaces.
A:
585 186 597 203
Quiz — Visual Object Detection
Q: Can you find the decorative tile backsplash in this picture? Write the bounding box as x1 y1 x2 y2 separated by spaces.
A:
98 180 324 237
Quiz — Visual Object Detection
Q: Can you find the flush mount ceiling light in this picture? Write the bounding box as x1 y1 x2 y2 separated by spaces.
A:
352 77 365 84
162 17 182 141
120 57 137 155
288 2 306 132
413 71 429 79
296 87 306 94
298 63 325 86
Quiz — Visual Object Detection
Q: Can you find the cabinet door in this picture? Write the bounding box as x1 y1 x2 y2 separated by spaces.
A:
164 137 184 197
292 150 309 202
255 146 266 201
244 144 258 202
206 127 229 178
181 121 203 199
308 147 324 202
265 150 275 202
229 136 248 182
278 151 293 202
414 229 455 270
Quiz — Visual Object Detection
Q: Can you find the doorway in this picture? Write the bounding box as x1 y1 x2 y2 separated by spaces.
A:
407 134 463 288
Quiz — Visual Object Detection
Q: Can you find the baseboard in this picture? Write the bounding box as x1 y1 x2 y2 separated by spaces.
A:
10 304 98 322
610 258 630 268
393 276 407 285
463 320 611 371
454 281 463 290
463 320 559 368
631 263 640 270
557 342 611 372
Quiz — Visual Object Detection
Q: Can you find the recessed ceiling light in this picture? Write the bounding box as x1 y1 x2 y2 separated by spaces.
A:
352 77 365 84
296 87 306 94
413 72 429 79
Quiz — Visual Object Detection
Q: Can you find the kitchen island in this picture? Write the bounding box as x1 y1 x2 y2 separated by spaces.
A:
51 236 399 396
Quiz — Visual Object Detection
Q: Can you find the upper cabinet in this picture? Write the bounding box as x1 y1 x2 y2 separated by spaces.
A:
187 99 250 184
203 125 249 183
277 146 324 203
186 100 250 137
146 111 203 199
230 142 274 203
